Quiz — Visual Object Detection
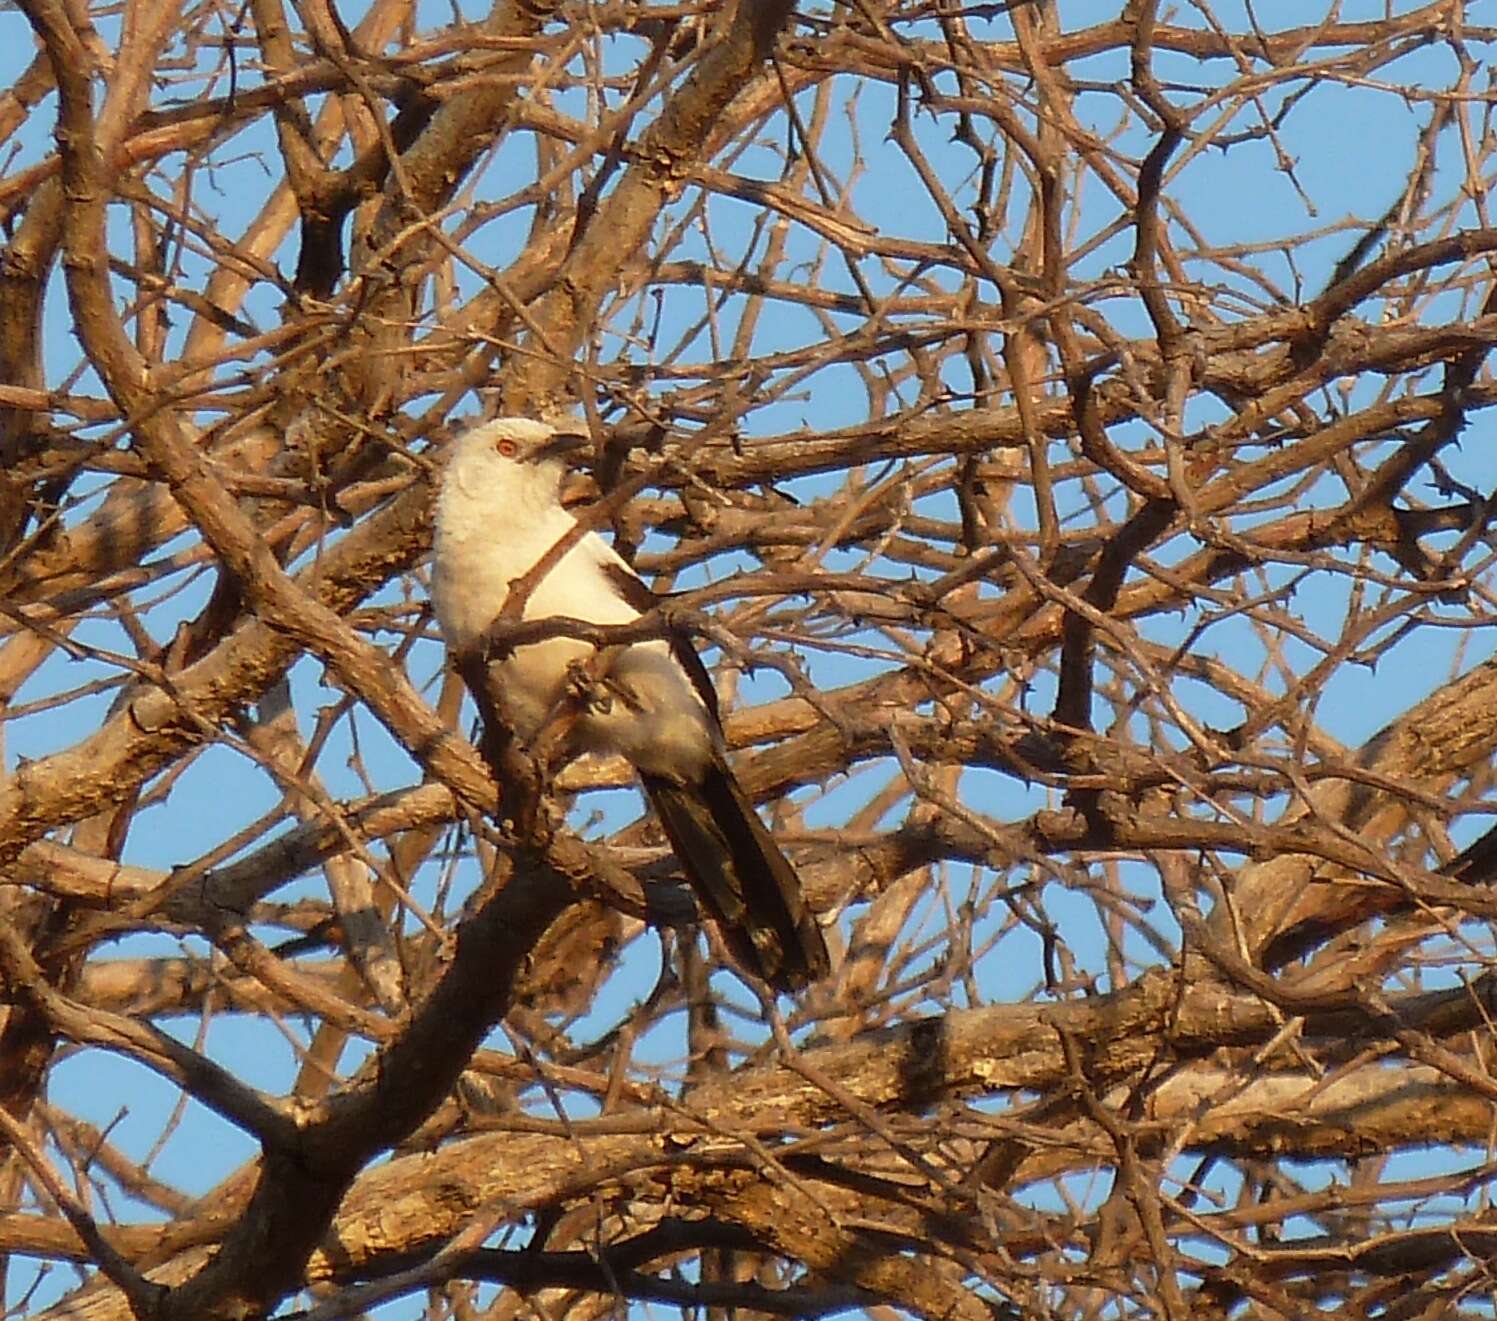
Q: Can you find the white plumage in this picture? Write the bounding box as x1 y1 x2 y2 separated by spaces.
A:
432 417 716 779
431 415 829 991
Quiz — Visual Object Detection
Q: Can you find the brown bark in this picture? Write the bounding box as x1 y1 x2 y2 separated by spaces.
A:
4 2 1497 1317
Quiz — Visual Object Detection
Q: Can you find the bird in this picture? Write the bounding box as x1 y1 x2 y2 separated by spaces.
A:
432 415 830 992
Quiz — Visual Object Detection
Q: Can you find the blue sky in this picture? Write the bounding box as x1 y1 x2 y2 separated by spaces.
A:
2 0 1496 1314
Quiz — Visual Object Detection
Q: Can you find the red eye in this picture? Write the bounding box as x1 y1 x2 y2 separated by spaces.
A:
495 437 518 458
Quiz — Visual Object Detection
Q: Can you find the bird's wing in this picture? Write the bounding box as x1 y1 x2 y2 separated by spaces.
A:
599 559 721 725
643 761 829 991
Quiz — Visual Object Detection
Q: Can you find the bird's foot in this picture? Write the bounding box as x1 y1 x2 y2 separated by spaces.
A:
563 658 617 714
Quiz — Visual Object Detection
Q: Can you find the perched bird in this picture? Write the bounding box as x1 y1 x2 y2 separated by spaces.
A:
432 416 829 992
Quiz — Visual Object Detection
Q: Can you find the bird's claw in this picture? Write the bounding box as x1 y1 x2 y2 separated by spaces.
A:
563 659 614 713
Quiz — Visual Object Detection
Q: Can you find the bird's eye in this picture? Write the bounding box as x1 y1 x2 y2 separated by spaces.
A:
495 437 518 458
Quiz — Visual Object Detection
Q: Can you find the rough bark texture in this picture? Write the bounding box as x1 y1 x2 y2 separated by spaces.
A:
1 1 1496 1318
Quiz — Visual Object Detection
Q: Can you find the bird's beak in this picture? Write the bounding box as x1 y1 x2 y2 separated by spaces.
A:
530 430 591 464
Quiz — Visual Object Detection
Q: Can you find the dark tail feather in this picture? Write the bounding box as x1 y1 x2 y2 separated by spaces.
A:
643 764 829 992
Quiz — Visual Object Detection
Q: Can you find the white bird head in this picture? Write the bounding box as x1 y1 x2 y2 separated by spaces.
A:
441 416 590 512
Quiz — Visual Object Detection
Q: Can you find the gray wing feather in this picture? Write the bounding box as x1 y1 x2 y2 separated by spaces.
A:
600 560 720 723
643 762 829 992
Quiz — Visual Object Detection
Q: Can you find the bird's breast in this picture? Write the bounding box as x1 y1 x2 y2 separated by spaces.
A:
430 509 578 653
432 517 711 763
